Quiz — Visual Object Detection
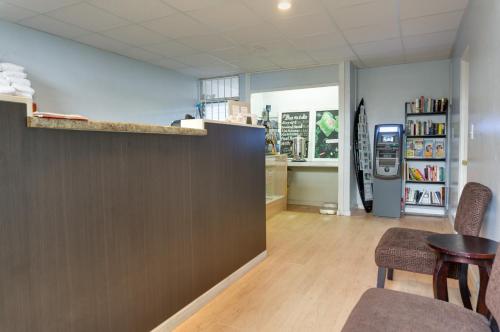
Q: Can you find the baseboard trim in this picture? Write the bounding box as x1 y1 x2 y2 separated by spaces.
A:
151 250 268 332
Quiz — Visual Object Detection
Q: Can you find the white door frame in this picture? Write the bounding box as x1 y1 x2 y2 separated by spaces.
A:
458 46 470 198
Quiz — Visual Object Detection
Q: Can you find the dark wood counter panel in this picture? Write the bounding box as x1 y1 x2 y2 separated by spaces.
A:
0 100 266 332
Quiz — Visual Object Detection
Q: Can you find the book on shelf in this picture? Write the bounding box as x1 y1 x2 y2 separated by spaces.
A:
406 97 449 114
415 139 424 158
406 138 445 159
434 138 446 158
406 119 446 136
423 139 434 158
407 165 445 182
405 187 445 206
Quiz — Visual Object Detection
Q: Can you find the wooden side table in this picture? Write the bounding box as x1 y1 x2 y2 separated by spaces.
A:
426 234 498 318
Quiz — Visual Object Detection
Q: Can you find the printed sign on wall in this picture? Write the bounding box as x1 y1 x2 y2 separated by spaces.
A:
314 110 339 159
280 112 310 158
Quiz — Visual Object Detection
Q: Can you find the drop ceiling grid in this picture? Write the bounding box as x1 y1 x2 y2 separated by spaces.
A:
1 0 469 77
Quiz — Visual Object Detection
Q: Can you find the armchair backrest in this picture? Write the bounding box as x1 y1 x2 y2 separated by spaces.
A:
454 182 492 236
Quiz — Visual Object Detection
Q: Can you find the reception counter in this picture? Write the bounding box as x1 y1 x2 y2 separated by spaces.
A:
0 99 266 332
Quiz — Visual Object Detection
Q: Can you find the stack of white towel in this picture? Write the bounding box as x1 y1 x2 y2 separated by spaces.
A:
0 62 35 99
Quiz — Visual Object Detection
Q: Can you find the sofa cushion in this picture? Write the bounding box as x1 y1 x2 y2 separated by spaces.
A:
342 288 490 332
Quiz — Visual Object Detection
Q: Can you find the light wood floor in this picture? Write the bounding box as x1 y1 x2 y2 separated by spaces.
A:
176 210 476 332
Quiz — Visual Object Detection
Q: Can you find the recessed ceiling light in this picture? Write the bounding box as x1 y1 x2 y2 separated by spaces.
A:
277 0 292 11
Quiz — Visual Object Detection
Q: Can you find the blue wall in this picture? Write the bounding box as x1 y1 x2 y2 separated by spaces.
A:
0 19 197 125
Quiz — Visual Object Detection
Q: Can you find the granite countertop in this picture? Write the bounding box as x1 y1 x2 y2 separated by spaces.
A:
27 117 207 136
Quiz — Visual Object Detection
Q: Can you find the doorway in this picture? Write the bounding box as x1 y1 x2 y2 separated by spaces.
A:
458 46 470 198
252 86 340 210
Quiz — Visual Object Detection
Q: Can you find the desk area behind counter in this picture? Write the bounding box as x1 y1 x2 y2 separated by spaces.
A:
265 154 339 215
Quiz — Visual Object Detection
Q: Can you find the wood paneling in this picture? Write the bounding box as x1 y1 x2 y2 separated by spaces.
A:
0 101 266 332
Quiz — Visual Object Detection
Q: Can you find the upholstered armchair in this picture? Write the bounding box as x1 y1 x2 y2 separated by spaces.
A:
374 182 492 307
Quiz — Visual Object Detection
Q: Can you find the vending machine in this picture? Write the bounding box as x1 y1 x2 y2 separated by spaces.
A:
373 124 404 218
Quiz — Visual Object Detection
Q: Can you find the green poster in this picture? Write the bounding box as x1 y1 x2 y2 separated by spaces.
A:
315 110 339 159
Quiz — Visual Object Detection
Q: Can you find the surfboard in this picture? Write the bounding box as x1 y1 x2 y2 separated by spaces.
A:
353 99 373 212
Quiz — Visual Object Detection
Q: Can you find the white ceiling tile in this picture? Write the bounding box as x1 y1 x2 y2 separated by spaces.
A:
405 47 451 63
329 0 398 30
4 0 81 13
343 22 399 44
151 57 189 69
142 40 197 57
46 3 128 32
224 23 284 45
188 2 263 32
102 25 169 46
361 54 406 67
403 30 457 52
209 47 252 61
401 10 464 36
142 13 211 39
0 1 37 22
273 12 337 38
176 34 236 52
75 33 130 53
242 0 323 21
227 56 279 72
307 45 356 62
246 39 297 56
161 0 226 12
172 53 231 67
267 51 318 69
19 15 90 38
119 47 163 62
321 0 376 10
400 0 468 20
352 38 403 57
291 32 346 51
87 0 176 23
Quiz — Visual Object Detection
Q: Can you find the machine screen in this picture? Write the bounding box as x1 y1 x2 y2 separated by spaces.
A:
382 135 394 142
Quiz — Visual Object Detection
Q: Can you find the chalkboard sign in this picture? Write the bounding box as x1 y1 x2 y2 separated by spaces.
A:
280 112 310 158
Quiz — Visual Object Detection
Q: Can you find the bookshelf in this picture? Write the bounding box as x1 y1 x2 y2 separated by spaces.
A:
403 97 449 216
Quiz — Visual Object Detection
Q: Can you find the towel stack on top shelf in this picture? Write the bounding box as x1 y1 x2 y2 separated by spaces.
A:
0 62 35 99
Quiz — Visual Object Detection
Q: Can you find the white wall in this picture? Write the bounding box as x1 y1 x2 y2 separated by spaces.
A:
0 19 197 125
251 86 339 119
358 60 451 135
250 65 339 93
451 0 500 240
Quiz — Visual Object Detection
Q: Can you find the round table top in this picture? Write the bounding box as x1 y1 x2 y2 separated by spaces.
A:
426 234 498 260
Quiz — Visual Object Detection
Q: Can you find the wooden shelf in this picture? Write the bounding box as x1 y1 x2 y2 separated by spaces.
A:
406 158 446 162
406 135 446 138
406 181 445 184
406 112 447 117
405 203 445 208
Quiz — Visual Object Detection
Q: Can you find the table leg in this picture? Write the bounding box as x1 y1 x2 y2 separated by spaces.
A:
459 263 473 310
477 264 492 318
433 256 449 302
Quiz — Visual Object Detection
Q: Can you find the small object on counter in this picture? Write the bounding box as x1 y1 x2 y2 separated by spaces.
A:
0 85 15 95
32 112 89 121
0 62 24 72
2 71 27 79
0 62 35 99
291 135 307 161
